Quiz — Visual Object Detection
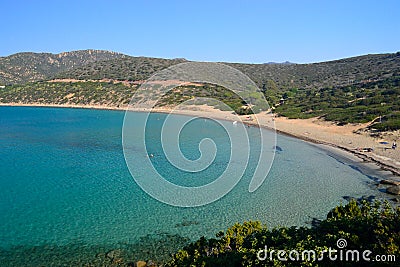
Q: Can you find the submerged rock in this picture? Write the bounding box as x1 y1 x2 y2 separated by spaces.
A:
136 261 147 267
387 185 400 195
175 220 199 227
106 249 122 260
147 260 157 267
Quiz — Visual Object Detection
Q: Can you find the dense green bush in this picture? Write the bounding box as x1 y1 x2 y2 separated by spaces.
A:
371 112 400 131
166 200 400 266
0 81 135 106
275 76 400 130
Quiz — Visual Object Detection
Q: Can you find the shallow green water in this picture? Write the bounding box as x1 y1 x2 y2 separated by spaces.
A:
0 106 383 265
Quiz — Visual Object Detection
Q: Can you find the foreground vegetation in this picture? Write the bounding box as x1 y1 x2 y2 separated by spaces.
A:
165 199 399 266
2 200 397 266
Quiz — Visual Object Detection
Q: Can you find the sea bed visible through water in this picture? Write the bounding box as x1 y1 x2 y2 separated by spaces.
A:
0 106 389 265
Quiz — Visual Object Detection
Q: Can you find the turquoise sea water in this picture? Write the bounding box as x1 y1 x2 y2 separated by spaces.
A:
0 106 384 265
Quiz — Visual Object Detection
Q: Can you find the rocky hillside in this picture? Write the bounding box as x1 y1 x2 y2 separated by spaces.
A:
229 52 400 89
2 50 399 92
49 52 400 91
0 50 125 84
55 56 187 81
49 51 400 107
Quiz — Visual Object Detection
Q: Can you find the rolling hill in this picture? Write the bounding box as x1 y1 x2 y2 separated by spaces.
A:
54 56 187 81
0 49 125 84
1 50 399 91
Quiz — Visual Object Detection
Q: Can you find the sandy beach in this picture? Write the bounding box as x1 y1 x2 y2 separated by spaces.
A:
256 114 400 176
2 102 399 181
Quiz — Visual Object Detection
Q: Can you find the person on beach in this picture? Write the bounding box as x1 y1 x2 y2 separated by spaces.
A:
393 141 397 150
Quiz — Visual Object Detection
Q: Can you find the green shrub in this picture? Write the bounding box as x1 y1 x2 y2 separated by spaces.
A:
166 200 400 266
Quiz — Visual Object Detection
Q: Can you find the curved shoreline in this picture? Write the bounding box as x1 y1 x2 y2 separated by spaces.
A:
1 102 399 184
273 127 400 177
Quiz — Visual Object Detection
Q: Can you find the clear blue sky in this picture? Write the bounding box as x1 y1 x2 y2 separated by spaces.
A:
1 0 399 63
